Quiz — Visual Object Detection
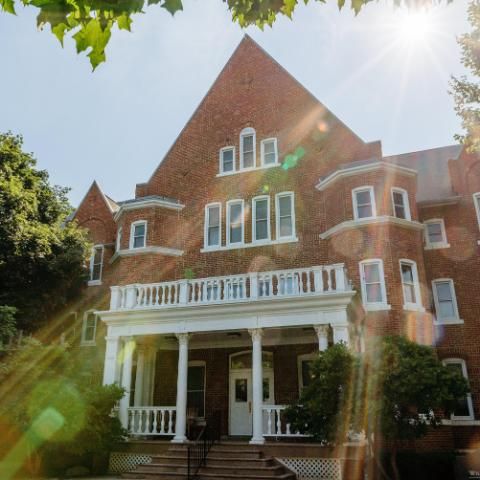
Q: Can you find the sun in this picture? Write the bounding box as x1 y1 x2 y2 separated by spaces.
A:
394 8 436 44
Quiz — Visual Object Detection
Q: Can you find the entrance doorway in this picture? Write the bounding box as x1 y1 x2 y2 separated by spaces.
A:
228 351 274 436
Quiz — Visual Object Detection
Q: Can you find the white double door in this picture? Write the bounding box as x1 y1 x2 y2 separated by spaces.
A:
229 368 274 436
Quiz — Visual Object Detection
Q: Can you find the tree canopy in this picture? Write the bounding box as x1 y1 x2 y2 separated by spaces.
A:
0 132 90 334
1 0 441 70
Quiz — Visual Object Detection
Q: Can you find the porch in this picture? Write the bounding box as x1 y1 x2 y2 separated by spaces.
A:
98 264 355 445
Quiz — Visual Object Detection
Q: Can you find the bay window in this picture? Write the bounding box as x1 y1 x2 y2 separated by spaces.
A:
130 221 147 249
353 186 376 220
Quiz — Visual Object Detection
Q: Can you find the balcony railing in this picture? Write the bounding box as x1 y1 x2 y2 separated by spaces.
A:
127 406 176 436
110 264 350 311
262 405 311 438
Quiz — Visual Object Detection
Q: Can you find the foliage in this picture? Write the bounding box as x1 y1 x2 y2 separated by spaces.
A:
286 336 469 448
0 132 90 333
0 338 125 476
0 0 444 70
0 306 17 344
451 0 480 151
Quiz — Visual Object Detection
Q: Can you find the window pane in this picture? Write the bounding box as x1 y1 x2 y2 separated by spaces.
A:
393 191 406 219
264 141 275 154
263 141 276 164
208 207 220 226
93 247 103 264
436 282 452 302
357 204 373 218
256 220 268 240
366 284 383 303
133 236 145 248
84 314 96 341
230 226 242 243
222 149 234 172
279 196 292 216
364 264 380 283
256 199 268 220
356 190 371 205
439 300 455 318
243 135 254 151
188 366 205 391
231 353 251 369
401 264 414 284
427 223 443 243
134 224 145 237
403 284 416 304
446 364 470 417
243 151 254 168
230 204 242 224
280 217 293 237
235 379 248 402
394 204 406 219
208 226 219 246
92 264 102 281
302 360 314 388
187 391 204 417
263 378 270 401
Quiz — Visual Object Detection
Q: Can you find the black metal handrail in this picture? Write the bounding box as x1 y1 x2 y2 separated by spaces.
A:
187 412 221 480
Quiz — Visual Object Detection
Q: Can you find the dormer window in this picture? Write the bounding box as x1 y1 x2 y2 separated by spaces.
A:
261 138 278 166
352 186 376 220
220 147 235 174
130 221 147 249
240 128 256 170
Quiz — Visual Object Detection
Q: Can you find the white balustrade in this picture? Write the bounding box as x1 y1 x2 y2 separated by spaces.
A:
127 407 176 436
109 264 350 311
262 405 311 438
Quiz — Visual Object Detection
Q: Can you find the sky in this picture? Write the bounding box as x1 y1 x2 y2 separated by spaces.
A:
0 0 471 206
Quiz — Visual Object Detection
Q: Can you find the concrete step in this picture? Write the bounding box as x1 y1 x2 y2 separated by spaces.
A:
199 463 285 476
207 447 261 459
206 456 275 467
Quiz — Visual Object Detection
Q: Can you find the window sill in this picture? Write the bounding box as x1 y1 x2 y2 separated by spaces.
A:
403 304 426 313
110 246 184 263
442 418 478 425
216 163 279 178
87 280 102 287
201 237 298 253
364 303 391 312
424 243 450 250
434 318 464 326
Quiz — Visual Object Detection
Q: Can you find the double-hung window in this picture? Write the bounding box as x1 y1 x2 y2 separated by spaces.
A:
227 200 244 245
442 359 474 420
261 138 278 166
130 221 147 249
353 186 376 220
187 362 206 418
252 196 270 242
424 219 449 249
220 147 235 174
432 279 461 324
276 192 296 240
89 245 104 284
298 353 316 393
399 260 423 311
81 311 97 345
391 188 411 220
205 203 221 248
240 128 256 169
359 259 389 310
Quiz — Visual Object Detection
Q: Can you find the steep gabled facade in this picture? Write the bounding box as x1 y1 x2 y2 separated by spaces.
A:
72 36 480 459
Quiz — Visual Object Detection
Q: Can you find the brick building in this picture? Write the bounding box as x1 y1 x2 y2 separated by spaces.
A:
72 36 480 457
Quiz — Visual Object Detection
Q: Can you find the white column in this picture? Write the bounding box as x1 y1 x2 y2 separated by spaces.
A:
119 336 135 429
314 325 329 351
172 333 190 443
103 335 121 385
249 328 265 445
134 346 145 406
332 324 350 346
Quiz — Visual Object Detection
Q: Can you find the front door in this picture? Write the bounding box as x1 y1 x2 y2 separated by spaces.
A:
229 369 274 436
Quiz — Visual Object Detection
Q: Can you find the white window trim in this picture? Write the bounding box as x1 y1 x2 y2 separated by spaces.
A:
116 227 122 252
204 203 222 250
275 191 296 240
129 220 147 250
88 244 104 286
424 218 450 250
219 146 236 175
399 259 424 312
391 187 411 221
252 195 271 244
473 192 480 231
240 127 256 171
297 353 316 394
81 311 97 346
359 259 390 311
226 199 245 246
432 278 462 325
352 186 377 220
260 138 278 167
188 360 206 419
442 358 474 421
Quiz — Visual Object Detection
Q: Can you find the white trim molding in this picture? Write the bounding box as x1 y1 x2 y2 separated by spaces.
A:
432 278 462 325
391 187 411 221
201 237 298 253
110 246 184 263
352 186 376 220
424 218 450 250
316 161 417 191
320 216 424 240
114 198 184 222
359 259 390 311
399 259 424 312
442 358 474 421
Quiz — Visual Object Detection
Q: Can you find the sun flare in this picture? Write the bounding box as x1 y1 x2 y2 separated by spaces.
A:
394 8 436 44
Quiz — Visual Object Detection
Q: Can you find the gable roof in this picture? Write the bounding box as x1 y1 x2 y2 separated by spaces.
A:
384 145 463 203
72 180 118 221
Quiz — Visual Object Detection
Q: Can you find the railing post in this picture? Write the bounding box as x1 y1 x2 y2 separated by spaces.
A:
179 280 189 304
249 272 258 300
332 263 346 291
110 286 121 310
312 266 323 293
125 284 138 309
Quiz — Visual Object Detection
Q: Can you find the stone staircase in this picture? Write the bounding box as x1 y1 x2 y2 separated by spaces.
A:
122 442 296 480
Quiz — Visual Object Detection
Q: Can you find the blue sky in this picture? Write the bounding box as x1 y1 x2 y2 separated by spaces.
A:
0 0 470 205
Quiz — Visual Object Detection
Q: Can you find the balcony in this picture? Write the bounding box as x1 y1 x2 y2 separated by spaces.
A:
109 264 351 311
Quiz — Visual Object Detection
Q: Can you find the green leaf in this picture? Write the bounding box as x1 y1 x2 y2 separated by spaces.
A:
1 0 16 14
52 21 68 45
117 12 132 30
161 0 182 14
